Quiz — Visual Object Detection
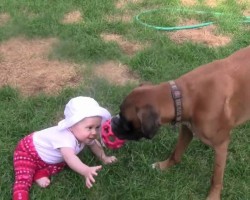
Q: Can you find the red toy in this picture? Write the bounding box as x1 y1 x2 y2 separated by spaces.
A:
101 119 126 149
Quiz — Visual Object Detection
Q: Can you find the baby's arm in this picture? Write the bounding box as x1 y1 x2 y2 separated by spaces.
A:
88 139 117 164
60 147 102 188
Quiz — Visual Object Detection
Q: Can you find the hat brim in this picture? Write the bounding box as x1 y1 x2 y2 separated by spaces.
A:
57 107 111 130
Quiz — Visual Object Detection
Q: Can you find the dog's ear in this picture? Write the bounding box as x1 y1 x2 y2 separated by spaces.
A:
136 105 160 139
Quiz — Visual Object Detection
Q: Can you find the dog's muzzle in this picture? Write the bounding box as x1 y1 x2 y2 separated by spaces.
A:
110 114 120 134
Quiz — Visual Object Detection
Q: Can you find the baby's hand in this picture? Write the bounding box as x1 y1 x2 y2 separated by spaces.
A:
101 156 117 164
83 165 102 189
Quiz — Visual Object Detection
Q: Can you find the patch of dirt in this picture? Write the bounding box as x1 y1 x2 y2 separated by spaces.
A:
181 0 223 7
238 0 249 4
168 19 231 47
101 33 145 56
205 0 221 7
244 10 250 16
243 6 250 16
0 13 11 26
116 0 143 9
106 11 134 23
94 61 139 86
0 37 81 96
182 0 249 7
181 0 196 7
61 10 82 24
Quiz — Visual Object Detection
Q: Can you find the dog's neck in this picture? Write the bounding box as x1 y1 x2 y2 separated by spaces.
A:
168 80 182 126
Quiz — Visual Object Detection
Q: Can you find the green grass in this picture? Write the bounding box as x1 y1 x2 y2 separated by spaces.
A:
0 0 250 199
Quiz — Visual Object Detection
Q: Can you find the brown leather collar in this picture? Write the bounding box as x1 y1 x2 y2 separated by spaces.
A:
169 80 182 126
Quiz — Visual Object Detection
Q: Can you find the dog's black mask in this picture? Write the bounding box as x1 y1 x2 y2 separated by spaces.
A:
111 114 144 141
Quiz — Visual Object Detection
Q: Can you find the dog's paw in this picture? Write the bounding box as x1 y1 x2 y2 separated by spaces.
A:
151 160 172 170
206 190 221 200
151 162 160 169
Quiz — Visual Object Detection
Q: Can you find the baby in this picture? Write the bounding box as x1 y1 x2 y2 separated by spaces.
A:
12 96 117 200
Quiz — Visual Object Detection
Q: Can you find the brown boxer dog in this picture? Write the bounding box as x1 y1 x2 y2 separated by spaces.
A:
111 46 250 200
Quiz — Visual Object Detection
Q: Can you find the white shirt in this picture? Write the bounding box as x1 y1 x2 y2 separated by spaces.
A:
33 126 85 164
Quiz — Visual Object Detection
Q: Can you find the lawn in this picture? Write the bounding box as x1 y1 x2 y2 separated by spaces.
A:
0 0 250 199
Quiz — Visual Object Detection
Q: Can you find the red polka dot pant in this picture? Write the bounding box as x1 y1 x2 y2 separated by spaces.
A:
13 133 66 200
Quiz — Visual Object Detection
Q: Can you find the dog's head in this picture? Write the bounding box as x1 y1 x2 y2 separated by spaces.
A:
111 85 161 140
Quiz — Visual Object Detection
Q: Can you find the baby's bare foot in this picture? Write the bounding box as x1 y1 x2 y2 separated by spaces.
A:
35 177 50 188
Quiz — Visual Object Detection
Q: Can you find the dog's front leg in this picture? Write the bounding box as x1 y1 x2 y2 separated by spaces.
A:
207 139 230 200
152 125 193 170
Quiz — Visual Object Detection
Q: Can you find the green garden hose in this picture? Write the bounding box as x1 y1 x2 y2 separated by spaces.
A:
135 8 250 31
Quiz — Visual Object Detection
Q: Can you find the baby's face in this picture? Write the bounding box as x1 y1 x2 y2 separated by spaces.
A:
70 116 102 144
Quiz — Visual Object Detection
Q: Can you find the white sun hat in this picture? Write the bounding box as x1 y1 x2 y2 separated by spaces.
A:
57 96 111 130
